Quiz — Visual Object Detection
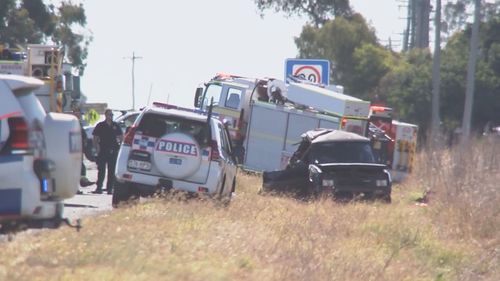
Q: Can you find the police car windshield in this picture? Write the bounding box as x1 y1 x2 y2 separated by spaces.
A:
137 113 208 144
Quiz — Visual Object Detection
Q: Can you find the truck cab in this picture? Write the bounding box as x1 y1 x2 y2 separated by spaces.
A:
194 74 280 162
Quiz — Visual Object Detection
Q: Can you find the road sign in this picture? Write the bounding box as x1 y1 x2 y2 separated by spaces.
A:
285 59 330 85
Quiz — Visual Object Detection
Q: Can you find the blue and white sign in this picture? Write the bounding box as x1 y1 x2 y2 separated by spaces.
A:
285 59 330 85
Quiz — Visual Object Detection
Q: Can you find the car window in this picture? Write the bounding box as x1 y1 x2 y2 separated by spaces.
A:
223 126 233 154
202 84 222 110
224 88 242 109
217 123 230 155
137 113 208 145
122 113 138 128
308 141 376 164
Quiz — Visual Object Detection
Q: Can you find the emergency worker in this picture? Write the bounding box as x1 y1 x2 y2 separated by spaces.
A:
270 86 285 105
92 109 123 194
256 83 269 102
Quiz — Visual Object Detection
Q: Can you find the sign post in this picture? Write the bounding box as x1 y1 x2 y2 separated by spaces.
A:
285 59 330 85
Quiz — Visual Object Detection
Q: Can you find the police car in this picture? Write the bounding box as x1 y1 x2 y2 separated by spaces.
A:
0 75 81 232
112 102 238 206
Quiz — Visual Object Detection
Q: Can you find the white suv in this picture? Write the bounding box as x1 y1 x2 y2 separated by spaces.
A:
112 103 238 206
0 75 81 232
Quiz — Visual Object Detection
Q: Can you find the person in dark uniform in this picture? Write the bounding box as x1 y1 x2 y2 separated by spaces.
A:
92 109 123 194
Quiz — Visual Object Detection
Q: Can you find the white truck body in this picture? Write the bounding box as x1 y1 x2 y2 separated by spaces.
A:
390 120 418 182
0 44 78 113
0 60 25 75
195 74 371 172
286 82 370 119
243 101 340 171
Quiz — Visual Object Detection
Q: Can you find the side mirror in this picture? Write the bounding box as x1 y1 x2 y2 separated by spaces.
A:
194 87 203 108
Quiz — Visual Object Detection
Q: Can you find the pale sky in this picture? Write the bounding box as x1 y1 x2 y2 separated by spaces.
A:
75 0 405 110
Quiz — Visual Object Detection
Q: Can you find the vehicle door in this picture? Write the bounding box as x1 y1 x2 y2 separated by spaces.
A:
218 85 245 142
202 83 245 142
216 122 237 194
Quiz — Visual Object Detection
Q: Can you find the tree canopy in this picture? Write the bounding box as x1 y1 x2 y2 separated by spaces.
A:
255 0 500 137
254 0 352 26
0 0 92 74
295 13 393 101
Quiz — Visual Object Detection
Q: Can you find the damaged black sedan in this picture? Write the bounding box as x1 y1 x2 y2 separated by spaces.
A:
262 129 392 202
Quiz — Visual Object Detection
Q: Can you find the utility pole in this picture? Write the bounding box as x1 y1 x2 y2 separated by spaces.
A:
462 0 481 142
431 0 442 142
403 0 413 51
124 52 142 110
414 0 430 49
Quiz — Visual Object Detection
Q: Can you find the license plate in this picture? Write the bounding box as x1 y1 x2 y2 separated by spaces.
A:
169 158 182 165
128 159 151 170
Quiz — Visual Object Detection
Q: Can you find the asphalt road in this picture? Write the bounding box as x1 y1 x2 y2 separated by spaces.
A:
62 159 113 221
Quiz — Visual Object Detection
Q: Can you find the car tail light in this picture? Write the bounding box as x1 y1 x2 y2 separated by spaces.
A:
341 117 347 129
198 186 209 193
8 117 31 153
210 140 221 161
123 126 137 146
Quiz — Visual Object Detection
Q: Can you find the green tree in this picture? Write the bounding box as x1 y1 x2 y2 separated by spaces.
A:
351 43 395 101
294 14 380 98
380 49 433 137
443 0 500 37
22 0 54 35
254 0 352 26
0 0 91 74
441 15 500 133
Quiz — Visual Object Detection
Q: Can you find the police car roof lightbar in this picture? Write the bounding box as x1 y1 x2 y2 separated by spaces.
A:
152 101 215 116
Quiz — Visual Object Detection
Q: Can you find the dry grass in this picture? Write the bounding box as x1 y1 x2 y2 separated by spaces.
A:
0 139 498 281
411 137 500 280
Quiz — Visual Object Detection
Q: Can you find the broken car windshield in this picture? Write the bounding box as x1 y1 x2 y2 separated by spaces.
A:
308 141 376 164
